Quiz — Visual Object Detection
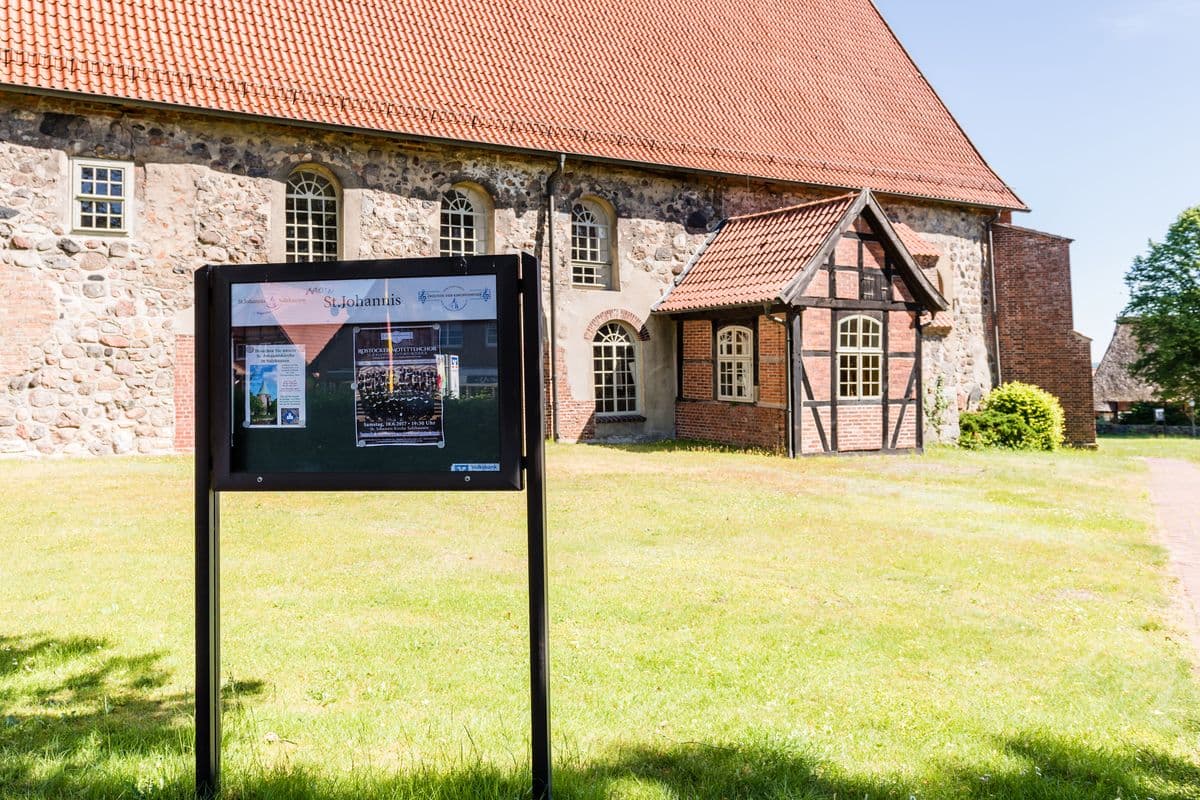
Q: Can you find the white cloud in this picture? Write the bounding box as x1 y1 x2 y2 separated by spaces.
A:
1101 0 1200 36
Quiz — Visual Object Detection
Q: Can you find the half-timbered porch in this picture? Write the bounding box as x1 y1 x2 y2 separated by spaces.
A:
655 190 950 456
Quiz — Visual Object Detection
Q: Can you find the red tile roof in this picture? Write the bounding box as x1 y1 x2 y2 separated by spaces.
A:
0 0 1023 209
892 220 943 267
656 193 859 313
656 189 947 314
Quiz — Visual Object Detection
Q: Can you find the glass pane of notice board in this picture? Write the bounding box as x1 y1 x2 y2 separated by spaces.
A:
209 257 523 490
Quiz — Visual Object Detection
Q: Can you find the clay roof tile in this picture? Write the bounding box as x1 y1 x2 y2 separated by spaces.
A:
1 0 1023 209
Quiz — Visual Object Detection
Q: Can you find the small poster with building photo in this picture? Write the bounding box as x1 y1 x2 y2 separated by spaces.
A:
244 344 307 427
353 325 444 447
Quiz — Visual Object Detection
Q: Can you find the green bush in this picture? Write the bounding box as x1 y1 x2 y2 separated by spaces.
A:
959 382 1065 451
959 408 1037 449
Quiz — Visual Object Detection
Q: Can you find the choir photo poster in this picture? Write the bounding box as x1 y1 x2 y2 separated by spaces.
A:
352 325 444 447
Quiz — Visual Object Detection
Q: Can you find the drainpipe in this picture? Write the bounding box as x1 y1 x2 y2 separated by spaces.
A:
545 154 566 440
986 213 1003 387
784 311 796 458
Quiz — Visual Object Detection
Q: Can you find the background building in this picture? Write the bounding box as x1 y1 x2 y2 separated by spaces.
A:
1093 320 1159 422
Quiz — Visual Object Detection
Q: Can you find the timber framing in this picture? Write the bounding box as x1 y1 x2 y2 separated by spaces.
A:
659 188 940 457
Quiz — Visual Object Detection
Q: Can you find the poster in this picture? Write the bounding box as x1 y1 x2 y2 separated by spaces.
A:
435 354 462 398
353 325 444 447
244 344 306 428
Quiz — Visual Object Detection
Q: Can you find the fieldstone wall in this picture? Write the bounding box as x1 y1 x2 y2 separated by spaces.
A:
887 199 998 440
0 90 999 456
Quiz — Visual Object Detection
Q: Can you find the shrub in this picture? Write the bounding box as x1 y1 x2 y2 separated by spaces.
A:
959 382 1065 451
959 408 1037 450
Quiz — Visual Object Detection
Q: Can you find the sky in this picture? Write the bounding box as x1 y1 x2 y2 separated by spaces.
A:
872 0 1200 362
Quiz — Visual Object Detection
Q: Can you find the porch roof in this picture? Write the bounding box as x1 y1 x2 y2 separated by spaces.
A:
654 189 947 314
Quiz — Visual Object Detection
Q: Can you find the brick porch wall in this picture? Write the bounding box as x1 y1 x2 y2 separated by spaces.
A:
675 315 789 452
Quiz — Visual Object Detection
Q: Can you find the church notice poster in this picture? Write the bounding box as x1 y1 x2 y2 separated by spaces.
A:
244 344 307 428
352 324 444 447
220 264 512 483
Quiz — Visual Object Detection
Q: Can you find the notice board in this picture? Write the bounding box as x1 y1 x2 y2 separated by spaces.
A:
206 256 523 491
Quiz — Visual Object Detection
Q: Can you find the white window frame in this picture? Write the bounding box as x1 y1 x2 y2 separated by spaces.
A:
485 322 498 347
440 185 491 257
285 166 341 262
72 157 133 235
571 199 615 288
592 322 640 416
717 325 755 402
439 321 464 348
837 315 883 400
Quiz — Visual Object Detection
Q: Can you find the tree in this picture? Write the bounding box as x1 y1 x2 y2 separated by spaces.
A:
1123 205 1200 408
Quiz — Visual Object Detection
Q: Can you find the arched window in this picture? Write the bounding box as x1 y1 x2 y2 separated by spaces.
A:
593 322 638 415
838 315 882 399
285 167 339 262
717 326 754 402
571 199 614 288
440 186 490 256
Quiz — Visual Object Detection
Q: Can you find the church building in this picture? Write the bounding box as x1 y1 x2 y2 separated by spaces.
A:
0 0 1095 456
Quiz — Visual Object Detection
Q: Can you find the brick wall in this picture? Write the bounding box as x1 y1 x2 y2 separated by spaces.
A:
836 405 883 451
675 315 788 452
173 334 194 452
0 265 59 454
991 224 1096 446
675 401 787 452
550 345 596 442
797 307 921 454
0 266 56 381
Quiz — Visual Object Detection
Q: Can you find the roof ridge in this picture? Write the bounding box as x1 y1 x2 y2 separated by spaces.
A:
725 192 861 223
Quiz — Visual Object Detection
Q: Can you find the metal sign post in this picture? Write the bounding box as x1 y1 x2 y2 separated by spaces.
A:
194 254 550 799
521 252 552 799
194 266 220 798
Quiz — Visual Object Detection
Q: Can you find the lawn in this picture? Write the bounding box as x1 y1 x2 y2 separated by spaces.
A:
1 439 1198 799
1099 434 1200 465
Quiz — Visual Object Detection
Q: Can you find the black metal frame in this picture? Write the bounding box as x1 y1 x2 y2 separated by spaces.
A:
208 256 523 492
195 252 551 799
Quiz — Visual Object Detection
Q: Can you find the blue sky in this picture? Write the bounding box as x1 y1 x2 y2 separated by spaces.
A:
873 0 1200 361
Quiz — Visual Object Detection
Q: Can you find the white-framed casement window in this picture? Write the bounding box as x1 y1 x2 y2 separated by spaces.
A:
72 158 132 234
571 199 615 288
838 315 883 399
593 322 639 415
439 322 464 348
440 185 491 256
717 325 755 402
285 166 340 262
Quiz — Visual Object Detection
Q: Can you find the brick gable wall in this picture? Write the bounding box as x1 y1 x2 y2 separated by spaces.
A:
991 224 1096 446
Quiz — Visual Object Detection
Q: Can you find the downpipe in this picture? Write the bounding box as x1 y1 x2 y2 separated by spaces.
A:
545 154 565 440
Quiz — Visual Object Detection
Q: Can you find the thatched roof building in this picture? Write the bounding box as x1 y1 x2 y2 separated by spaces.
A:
1093 320 1158 414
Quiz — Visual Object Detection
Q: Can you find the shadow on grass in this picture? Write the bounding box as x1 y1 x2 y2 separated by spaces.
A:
2 634 1197 799
208 734 1200 800
0 632 261 799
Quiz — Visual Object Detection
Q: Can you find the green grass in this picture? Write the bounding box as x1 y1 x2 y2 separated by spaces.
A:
1099 434 1200 465
1 440 1199 799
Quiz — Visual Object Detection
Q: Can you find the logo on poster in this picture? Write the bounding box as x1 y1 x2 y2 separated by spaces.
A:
418 285 492 312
